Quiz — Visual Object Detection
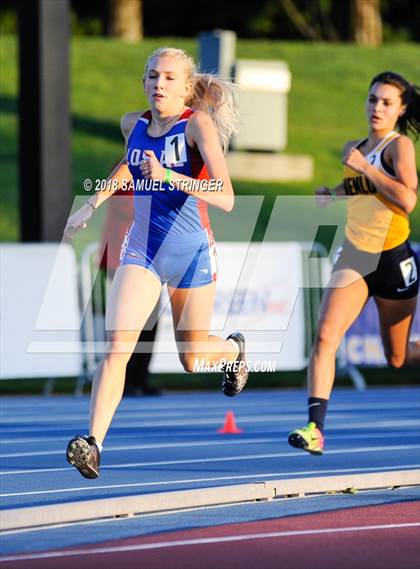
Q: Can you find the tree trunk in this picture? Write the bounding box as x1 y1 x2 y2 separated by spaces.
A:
109 0 143 42
351 0 382 46
279 0 322 41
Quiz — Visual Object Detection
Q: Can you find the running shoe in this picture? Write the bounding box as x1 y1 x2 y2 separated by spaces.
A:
66 435 101 479
288 422 324 455
222 332 249 397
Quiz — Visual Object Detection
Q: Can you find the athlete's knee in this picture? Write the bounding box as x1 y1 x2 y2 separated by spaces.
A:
105 331 137 365
178 353 202 373
314 322 342 352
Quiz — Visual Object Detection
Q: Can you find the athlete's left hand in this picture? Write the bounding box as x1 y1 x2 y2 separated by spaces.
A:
342 147 368 174
140 150 165 180
315 186 334 208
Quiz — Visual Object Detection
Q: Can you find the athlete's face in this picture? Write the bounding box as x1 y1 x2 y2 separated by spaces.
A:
366 82 406 134
143 56 191 113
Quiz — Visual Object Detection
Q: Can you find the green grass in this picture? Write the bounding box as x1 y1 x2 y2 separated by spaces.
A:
1 36 419 393
0 36 419 242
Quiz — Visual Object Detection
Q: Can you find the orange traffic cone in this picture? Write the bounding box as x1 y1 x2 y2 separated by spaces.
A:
217 410 243 434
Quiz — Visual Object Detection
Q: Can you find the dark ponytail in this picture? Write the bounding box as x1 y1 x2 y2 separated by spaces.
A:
370 71 420 138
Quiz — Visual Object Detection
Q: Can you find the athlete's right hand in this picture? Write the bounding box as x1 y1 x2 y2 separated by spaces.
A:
315 187 333 208
63 203 95 242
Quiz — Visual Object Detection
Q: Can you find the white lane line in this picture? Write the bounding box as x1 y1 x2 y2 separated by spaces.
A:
0 438 280 458
106 444 420 470
0 409 258 423
1 403 420 424
2 397 418 414
1 522 419 562
0 414 294 430
2 400 419 421
2 433 419 459
1 444 419 477
1 428 419 448
1 464 419 498
1 418 419 435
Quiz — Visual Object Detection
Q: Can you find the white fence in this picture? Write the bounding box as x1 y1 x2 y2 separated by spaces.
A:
1 242 329 392
0 243 82 380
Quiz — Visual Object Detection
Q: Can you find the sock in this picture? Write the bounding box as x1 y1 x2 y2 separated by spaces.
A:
307 397 329 433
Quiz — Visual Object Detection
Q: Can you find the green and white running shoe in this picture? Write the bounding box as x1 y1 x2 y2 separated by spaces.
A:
288 422 325 455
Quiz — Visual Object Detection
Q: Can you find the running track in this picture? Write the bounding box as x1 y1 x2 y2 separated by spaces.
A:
1 388 419 568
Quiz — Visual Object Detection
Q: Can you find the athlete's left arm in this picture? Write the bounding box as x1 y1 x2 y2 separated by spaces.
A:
184 111 235 211
344 137 418 214
142 111 234 212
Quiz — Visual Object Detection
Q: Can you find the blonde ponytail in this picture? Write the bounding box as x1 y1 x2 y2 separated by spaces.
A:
145 47 240 153
187 74 239 153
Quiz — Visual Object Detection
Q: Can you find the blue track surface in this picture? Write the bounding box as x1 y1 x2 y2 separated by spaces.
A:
1 387 419 554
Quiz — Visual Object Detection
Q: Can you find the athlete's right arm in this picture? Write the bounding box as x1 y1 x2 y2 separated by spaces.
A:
63 113 139 241
85 112 140 209
315 140 355 208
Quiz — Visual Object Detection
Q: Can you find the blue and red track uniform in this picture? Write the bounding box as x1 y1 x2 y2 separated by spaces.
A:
120 108 217 288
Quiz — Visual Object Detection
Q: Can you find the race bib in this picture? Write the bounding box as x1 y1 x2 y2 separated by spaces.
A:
164 134 187 167
400 256 418 288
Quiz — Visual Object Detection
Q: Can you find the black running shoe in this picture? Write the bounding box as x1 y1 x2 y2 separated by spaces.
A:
222 332 249 397
66 435 100 479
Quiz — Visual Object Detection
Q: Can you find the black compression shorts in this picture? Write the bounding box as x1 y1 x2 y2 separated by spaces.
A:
332 239 419 300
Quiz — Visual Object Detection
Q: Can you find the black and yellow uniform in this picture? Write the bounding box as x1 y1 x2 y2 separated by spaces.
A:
333 131 419 299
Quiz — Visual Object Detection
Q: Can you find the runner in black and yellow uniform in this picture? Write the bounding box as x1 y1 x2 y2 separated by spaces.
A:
289 71 420 455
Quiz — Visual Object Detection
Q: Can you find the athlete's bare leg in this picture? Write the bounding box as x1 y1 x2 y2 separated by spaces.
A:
374 294 420 367
308 269 369 399
168 282 239 371
90 265 162 444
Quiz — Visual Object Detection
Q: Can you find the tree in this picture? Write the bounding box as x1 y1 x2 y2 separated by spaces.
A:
109 0 143 42
278 0 340 41
278 0 384 44
351 0 382 46
279 0 321 40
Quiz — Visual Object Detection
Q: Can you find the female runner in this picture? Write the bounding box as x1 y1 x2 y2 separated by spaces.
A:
64 47 248 478
289 71 420 455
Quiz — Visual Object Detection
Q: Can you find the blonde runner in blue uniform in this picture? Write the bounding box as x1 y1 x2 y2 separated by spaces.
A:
63 48 248 479
289 71 420 455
